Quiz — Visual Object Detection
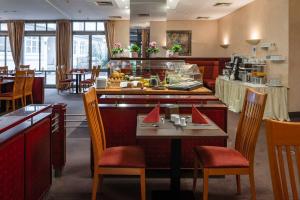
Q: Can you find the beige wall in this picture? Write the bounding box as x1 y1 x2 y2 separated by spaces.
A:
114 20 130 48
150 20 219 57
218 0 289 87
289 0 300 112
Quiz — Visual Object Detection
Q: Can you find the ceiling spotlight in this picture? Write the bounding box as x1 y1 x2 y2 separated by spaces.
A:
125 6 129 9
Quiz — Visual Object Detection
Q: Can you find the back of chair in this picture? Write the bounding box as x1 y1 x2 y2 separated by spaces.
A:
13 76 26 97
19 65 30 70
91 67 100 81
83 87 106 166
235 88 267 164
15 70 27 77
266 120 300 200
24 72 34 95
0 66 8 75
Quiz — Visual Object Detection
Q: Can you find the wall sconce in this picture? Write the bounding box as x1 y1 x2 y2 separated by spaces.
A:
220 44 229 49
246 39 261 45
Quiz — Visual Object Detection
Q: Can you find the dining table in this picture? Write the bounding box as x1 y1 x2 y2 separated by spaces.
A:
0 79 14 112
66 71 86 94
136 114 228 200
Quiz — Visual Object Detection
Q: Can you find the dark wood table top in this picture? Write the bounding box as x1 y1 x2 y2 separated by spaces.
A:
136 115 227 139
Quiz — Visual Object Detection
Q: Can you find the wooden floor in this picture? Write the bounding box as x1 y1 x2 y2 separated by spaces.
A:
45 89 274 200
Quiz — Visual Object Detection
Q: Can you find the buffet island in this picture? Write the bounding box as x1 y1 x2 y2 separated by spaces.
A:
91 59 228 171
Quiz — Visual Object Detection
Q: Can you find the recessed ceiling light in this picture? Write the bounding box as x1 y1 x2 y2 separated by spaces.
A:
125 6 129 9
196 16 210 20
3 10 17 13
95 1 113 6
137 13 150 17
109 16 122 19
214 2 232 7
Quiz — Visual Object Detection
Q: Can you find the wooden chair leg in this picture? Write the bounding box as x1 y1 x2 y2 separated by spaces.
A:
140 169 146 200
12 100 15 111
24 96 27 106
236 175 241 194
21 97 24 107
203 168 209 200
98 175 103 194
6 100 10 112
30 94 33 104
193 156 199 193
249 173 256 200
92 173 99 200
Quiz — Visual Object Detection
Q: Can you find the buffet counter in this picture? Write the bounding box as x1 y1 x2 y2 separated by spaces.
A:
215 76 289 121
96 86 212 96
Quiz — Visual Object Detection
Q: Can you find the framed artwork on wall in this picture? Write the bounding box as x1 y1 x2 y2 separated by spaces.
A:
166 30 192 56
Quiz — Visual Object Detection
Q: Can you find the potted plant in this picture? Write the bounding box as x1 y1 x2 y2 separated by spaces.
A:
147 41 160 57
129 43 140 58
170 44 182 57
112 42 124 57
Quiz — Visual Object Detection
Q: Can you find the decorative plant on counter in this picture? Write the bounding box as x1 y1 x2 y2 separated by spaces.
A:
147 41 160 56
129 43 141 58
169 43 182 57
112 42 124 56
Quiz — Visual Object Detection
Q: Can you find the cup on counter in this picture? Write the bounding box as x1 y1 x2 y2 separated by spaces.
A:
171 114 179 122
180 117 187 127
174 116 181 125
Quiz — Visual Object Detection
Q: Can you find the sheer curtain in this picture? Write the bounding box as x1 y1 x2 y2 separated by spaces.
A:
7 21 25 70
104 21 115 59
56 20 72 85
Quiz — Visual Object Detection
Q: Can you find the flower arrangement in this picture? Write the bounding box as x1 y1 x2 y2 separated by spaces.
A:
147 41 160 54
112 42 124 55
170 43 182 53
129 43 141 53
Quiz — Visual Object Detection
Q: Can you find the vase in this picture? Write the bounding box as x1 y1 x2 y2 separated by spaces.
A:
172 52 179 57
131 52 138 58
150 53 158 58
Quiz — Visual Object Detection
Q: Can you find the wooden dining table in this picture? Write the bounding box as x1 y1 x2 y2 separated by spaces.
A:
136 114 228 200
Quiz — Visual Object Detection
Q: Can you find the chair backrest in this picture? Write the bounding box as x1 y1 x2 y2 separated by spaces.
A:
19 65 30 70
13 76 26 97
83 87 106 167
0 66 8 75
266 120 300 200
235 88 267 164
56 65 63 81
15 70 27 77
24 72 34 95
91 66 100 81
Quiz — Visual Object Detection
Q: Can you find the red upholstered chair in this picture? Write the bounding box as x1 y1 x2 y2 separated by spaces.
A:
80 66 100 92
193 88 267 200
83 87 146 200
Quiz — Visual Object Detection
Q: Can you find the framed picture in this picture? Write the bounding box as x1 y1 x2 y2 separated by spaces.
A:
166 30 192 56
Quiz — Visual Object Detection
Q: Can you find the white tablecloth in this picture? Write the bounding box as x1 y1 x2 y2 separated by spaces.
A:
215 76 290 121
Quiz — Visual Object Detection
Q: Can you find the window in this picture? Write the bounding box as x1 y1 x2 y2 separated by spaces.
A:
0 35 14 70
72 21 107 69
23 21 56 87
0 23 7 31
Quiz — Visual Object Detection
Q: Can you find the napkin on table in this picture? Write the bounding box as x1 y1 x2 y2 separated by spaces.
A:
192 105 208 124
143 104 160 123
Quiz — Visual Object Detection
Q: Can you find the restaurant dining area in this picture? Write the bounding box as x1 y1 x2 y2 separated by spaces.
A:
1 0 300 200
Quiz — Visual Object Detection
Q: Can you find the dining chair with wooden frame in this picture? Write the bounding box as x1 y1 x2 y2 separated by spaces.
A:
266 119 300 200
80 66 100 92
15 70 27 77
23 70 35 105
56 65 73 94
193 88 267 200
0 76 25 111
83 87 146 200
0 66 8 76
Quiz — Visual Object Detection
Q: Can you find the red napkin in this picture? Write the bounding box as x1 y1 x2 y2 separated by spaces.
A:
192 105 208 124
143 104 160 123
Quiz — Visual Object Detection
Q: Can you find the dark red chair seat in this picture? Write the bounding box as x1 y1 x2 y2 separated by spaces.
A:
98 146 145 168
203 79 216 90
194 146 249 168
80 79 93 84
0 92 13 97
59 79 73 83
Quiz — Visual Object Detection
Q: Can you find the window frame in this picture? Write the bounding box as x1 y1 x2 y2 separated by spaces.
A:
72 20 107 70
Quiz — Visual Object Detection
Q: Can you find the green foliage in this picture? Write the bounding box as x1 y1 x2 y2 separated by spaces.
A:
130 43 141 53
170 44 182 53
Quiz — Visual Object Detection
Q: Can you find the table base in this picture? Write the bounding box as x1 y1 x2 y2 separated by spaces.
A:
152 190 195 200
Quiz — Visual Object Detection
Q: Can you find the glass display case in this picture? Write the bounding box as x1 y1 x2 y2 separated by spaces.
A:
102 59 202 90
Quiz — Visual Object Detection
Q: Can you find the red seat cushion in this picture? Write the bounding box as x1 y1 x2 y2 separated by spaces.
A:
80 79 93 84
99 146 145 168
194 146 249 168
59 79 73 83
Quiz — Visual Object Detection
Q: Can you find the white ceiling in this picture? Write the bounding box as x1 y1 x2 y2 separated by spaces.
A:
0 0 255 21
